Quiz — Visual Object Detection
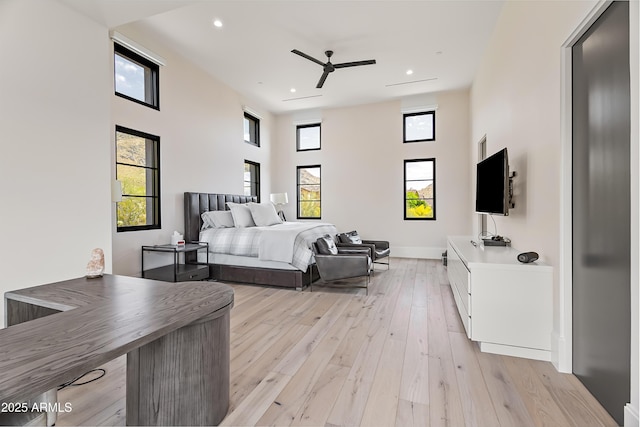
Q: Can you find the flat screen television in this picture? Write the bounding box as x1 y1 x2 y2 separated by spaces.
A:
475 148 510 215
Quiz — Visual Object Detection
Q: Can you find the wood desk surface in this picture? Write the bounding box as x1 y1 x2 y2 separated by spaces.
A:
1 275 234 404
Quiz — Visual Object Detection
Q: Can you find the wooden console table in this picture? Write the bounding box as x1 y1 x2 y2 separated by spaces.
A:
1 274 234 426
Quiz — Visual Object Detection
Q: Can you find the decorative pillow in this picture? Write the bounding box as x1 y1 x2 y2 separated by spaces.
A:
248 202 282 227
226 202 256 228
339 230 362 244
316 234 338 255
201 210 234 229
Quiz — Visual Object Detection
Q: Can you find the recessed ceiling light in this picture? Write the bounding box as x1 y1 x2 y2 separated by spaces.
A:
290 88 296 93
213 19 223 28
406 69 414 75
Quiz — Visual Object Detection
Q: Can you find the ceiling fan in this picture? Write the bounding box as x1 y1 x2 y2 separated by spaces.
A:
291 49 376 88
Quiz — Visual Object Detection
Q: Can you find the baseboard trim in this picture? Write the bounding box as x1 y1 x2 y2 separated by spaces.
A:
392 246 444 259
551 331 571 373
625 403 639 427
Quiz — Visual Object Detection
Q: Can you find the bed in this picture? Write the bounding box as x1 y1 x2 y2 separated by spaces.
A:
184 192 336 289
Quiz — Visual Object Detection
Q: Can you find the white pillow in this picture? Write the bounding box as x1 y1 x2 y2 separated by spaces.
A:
248 202 282 227
201 210 234 229
226 202 256 228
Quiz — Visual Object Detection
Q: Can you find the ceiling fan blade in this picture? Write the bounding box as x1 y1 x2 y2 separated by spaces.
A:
334 59 377 69
316 70 330 88
292 49 326 67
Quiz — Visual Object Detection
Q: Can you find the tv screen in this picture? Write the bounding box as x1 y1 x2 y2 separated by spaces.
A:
476 148 509 215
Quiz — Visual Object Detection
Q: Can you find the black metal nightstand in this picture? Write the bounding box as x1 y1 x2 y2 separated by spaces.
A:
141 242 209 282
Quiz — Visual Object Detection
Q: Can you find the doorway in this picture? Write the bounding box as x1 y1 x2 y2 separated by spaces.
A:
571 1 630 424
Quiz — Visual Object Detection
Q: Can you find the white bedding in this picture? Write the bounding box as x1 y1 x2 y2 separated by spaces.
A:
199 222 337 271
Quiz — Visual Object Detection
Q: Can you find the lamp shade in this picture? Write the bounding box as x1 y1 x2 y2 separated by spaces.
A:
270 192 288 205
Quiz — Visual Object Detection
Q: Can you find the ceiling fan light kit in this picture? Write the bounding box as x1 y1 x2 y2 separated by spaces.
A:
291 49 376 88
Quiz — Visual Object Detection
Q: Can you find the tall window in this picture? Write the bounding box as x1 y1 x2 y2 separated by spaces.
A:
403 111 435 143
116 126 160 231
296 123 321 151
244 160 260 200
404 159 435 220
297 165 321 219
114 43 159 110
244 112 260 146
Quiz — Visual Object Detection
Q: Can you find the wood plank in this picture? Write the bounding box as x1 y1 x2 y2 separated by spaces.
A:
475 351 536 426
273 295 351 376
228 323 310 412
448 331 500 427
428 354 466 427
441 283 465 333
387 267 416 342
532 360 617 427
359 336 406 426
426 276 465 427
255 300 358 425
289 363 350 426
230 315 301 377
220 371 291 427
399 305 430 405
502 355 573 426
325 272 402 426
396 399 430 427
296 292 342 326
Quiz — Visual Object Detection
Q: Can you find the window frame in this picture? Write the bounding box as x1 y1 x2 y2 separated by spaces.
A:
115 125 161 232
244 160 261 201
114 43 160 110
404 158 436 221
296 123 322 151
403 111 436 143
244 112 260 147
296 165 322 220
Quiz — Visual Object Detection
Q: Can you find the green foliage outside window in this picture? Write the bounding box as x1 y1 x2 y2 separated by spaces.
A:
405 190 433 218
116 127 159 230
299 190 321 218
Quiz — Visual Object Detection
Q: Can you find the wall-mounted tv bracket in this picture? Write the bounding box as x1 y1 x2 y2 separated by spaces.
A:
508 171 517 209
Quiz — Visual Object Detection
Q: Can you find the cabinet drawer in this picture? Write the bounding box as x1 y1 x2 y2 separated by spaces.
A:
176 265 210 281
447 243 470 314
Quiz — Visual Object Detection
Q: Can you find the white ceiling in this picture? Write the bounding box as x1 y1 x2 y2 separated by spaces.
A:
62 0 505 114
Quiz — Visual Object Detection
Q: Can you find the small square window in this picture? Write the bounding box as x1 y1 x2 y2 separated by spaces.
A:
114 43 159 110
297 123 321 151
403 111 435 143
244 112 260 146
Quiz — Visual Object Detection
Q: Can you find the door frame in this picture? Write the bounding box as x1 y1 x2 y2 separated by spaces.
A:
559 1 639 424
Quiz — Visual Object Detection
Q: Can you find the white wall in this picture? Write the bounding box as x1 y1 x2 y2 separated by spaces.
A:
272 90 471 258
110 23 274 276
0 0 112 327
471 0 639 424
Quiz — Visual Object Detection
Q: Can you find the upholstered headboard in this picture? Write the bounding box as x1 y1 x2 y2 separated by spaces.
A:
184 192 258 243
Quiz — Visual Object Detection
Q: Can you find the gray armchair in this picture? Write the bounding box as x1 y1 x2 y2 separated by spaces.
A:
311 236 372 294
336 231 390 271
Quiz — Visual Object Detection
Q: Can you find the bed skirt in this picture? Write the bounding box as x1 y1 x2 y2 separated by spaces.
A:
209 263 319 290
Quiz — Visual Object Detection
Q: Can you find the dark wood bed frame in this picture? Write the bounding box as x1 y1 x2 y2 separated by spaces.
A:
184 192 319 290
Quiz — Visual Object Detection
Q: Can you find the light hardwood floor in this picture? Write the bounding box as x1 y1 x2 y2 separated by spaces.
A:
56 258 618 426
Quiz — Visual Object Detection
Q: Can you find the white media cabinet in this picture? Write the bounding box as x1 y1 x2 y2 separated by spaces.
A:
446 236 553 361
